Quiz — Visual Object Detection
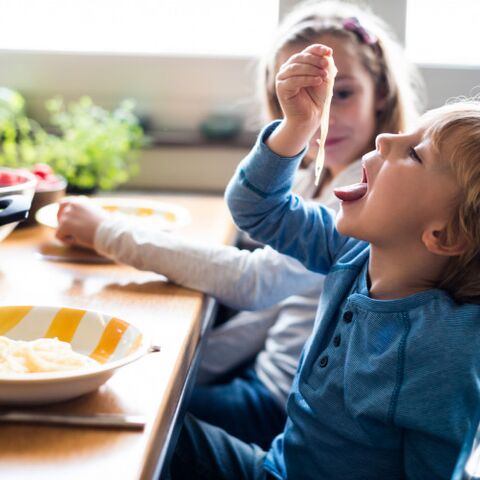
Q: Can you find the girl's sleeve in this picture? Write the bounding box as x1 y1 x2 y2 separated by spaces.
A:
196 307 279 384
94 217 324 311
225 121 348 274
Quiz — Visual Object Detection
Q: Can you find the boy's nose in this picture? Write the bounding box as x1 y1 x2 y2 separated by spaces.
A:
375 133 395 156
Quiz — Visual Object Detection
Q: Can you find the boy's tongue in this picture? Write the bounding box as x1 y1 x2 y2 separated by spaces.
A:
333 182 368 201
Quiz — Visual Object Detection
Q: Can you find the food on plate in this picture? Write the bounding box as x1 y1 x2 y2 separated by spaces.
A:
101 205 119 213
136 207 154 216
102 206 154 217
0 336 98 374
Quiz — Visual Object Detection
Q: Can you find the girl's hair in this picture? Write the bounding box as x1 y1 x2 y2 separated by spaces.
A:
423 100 480 304
257 0 424 138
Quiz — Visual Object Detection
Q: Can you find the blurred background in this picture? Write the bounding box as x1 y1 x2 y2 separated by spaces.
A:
0 0 478 193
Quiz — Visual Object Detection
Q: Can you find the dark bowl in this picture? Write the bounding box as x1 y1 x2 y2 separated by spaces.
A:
20 175 67 227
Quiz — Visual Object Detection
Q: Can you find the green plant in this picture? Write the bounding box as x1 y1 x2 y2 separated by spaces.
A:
40 96 145 190
0 87 44 169
0 89 145 191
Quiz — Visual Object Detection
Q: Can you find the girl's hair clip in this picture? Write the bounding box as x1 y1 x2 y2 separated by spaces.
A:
342 17 378 47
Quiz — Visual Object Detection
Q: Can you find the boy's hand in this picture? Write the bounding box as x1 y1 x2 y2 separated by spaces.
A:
268 44 334 157
55 196 108 250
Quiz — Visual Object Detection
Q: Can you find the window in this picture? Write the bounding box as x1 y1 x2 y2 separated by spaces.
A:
406 0 480 66
0 0 279 57
0 1 478 134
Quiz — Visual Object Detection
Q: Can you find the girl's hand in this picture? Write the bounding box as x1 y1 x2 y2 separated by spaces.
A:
55 196 109 250
268 44 333 157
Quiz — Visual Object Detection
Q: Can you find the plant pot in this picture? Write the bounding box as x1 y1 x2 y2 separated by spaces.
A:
66 184 98 195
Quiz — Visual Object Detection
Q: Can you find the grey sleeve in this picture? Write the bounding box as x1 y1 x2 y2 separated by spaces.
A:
94 217 324 310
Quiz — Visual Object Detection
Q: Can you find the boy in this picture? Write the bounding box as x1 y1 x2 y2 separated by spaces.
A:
222 44 480 479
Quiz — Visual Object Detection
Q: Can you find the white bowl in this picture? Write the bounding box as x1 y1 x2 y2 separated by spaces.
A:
0 305 151 405
36 197 191 230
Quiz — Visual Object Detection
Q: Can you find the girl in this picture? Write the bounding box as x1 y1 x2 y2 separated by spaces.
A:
55 0 423 450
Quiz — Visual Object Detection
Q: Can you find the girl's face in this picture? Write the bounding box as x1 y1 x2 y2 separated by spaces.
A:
276 33 381 176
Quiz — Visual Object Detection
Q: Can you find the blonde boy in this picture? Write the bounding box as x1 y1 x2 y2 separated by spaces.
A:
224 44 480 479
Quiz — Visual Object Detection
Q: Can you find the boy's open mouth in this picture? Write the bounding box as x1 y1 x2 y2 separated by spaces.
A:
333 165 368 202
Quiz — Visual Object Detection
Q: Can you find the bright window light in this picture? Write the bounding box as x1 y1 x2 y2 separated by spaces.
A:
0 0 279 57
406 0 480 66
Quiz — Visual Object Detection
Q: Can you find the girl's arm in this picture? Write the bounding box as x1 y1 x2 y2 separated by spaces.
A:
93 216 322 310
56 198 323 309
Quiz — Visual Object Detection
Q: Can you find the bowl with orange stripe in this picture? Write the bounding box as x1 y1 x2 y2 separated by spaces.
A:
0 305 154 404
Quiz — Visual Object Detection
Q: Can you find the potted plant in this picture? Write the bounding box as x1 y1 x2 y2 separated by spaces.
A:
36 96 145 192
0 88 68 224
0 88 145 193
0 87 44 169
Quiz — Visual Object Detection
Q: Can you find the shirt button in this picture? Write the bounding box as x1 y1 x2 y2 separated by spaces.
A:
320 355 329 368
333 334 341 347
343 311 353 323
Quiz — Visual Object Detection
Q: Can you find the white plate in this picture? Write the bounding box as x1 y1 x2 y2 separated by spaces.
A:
35 197 191 230
0 305 152 405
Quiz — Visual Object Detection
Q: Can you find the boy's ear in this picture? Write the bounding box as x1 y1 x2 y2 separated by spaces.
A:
422 226 468 257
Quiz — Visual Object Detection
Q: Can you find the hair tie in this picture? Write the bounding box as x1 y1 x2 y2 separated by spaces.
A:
343 17 378 47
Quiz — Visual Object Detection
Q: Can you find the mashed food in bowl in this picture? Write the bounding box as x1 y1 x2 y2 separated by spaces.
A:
0 336 98 374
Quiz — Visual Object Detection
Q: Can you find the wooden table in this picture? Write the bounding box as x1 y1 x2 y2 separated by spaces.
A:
0 193 236 480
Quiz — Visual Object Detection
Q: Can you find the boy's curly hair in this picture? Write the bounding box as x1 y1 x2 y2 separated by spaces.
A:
424 100 480 303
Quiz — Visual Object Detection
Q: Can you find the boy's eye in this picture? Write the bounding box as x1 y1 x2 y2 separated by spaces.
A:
408 147 423 163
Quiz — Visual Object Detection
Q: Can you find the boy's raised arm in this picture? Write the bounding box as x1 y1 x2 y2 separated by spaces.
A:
225 121 347 275
226 44 349 274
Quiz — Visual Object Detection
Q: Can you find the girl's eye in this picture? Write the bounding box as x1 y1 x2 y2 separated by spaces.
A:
333 89 353 101
408 147 423 163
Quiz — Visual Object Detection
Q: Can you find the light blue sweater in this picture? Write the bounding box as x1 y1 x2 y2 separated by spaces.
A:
225 121 480 480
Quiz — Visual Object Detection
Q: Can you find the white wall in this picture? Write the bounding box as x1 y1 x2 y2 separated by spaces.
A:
0 1 478 193
0 51 259 132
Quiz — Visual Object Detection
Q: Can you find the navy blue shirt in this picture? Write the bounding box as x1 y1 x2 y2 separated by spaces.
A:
225 121 480 479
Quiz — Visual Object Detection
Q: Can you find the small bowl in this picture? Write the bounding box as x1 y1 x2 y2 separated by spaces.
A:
0 305 153 405
20 175 67 227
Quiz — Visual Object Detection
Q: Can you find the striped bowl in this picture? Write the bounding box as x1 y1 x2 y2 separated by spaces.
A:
0 305 151 405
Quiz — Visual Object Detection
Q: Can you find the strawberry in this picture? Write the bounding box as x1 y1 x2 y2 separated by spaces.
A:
0 171 22 186
31 163 54 180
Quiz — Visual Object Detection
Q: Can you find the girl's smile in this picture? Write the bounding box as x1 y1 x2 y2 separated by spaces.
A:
325 136 347 147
